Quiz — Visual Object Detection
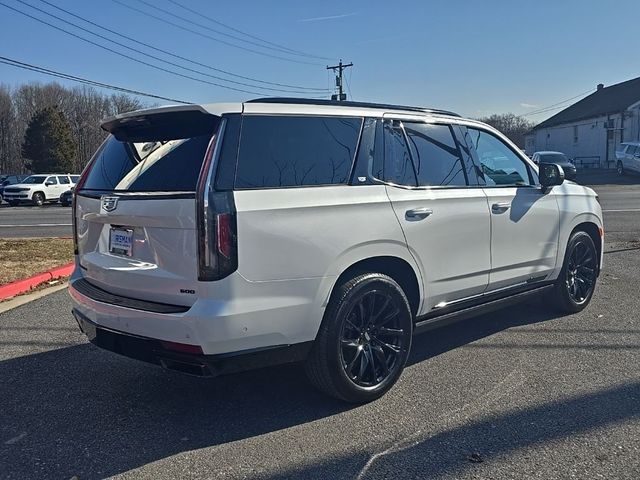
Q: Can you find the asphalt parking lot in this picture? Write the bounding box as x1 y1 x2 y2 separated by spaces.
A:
1 175 639 479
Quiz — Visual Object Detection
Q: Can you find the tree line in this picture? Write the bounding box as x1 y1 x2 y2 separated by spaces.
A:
0 82 145 174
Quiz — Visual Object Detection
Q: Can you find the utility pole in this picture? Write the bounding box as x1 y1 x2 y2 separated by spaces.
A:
327 59 353 101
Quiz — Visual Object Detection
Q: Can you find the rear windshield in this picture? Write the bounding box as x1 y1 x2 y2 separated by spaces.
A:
81 134 213 192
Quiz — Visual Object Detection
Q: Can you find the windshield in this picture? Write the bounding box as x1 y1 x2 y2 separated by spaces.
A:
22 175 47 184
539 153 569 163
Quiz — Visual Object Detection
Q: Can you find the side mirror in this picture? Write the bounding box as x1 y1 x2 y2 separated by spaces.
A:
539 162 565 189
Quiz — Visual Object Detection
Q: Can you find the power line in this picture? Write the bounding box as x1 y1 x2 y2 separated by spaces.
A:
0 55 190 103
15 0 327 95
345 68 354 101
111 0 322 66
521 89 594 117
165 0 330 60
37 0 329 92
0 1 268 96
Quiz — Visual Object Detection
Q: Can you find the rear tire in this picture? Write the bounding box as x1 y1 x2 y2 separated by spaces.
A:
305 273 413 403
617 161 624 175
32 192 44 207
548 231 598 313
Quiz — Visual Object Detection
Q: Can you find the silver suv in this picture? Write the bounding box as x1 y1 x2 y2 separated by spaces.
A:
69 98 603 402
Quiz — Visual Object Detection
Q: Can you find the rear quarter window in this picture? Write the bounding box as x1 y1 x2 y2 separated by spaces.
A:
234 115 362 189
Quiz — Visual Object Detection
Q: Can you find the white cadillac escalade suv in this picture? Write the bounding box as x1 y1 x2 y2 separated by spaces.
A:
69 98 603 402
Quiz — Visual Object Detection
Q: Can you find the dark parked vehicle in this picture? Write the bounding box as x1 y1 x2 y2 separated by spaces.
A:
531 151 577 182
60 188 73 207
0 174 30 203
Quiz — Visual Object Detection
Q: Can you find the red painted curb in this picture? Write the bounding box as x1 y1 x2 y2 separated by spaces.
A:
0 262 75 300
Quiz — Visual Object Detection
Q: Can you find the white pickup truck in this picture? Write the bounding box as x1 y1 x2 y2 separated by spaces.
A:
3 173 80 206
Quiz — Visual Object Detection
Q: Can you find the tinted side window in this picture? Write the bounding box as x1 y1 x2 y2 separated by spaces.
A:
47 176 58 185
627 145 637 155
70 175 80 183
467 128 531 186
404 123 467 186
58 176 70 184
235 115 362 189
383 120 416 186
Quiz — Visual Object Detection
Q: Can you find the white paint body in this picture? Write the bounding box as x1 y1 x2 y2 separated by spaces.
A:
69 102 604 356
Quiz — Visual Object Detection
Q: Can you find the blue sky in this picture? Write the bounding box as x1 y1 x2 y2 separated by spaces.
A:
1 0 639 121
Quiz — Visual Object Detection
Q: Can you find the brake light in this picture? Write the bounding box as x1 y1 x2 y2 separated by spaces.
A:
72 147 99 255
196 120 238 281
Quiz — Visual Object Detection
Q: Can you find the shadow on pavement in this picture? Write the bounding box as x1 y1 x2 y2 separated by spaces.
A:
0 298 622 479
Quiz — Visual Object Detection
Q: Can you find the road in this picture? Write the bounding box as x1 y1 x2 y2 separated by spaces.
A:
0 179 639 479
0 204 72 238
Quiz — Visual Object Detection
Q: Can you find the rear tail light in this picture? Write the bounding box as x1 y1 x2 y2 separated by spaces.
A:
196 121 238 281
72 147 100 255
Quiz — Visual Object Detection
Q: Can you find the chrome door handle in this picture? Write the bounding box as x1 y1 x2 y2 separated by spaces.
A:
491 202 511 213
406 207 433 220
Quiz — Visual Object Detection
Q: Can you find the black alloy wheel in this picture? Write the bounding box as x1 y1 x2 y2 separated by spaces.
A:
340 290 406 388
305 273 413 403
32 192 44 207
617 161 624 175
565 237 597 305
549 230 598 313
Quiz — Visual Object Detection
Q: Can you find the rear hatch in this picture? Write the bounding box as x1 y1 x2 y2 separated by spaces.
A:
75 106 220 306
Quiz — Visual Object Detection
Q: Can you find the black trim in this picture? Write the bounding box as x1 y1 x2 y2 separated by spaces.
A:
72 278 190 314
414 283 554 334
72 309 313 377
246 97 460 117
76 190 196 200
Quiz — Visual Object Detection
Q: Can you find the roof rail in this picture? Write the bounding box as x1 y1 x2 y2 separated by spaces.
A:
246 97 460 117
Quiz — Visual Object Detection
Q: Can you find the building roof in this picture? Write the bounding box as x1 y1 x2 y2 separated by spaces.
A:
533 76 640 130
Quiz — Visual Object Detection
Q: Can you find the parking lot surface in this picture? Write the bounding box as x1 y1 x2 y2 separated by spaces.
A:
0 204 71 238
0 179 639 479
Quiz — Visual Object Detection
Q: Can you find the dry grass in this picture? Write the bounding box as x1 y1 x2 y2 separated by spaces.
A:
0 238 74 285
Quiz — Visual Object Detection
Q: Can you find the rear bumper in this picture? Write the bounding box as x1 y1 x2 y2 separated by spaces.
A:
72 308 311 377
68 267 327 356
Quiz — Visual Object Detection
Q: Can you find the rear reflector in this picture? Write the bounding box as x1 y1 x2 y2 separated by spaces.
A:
160 341 204 355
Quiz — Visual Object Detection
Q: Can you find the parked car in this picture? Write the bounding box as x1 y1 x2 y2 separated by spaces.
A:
531 151 577 181
60 187 73 207
2 173 79 206
69 99 603 402
0 174 29 203
615 142 640 175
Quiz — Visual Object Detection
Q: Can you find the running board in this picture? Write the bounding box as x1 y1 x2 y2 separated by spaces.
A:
413 284 554 335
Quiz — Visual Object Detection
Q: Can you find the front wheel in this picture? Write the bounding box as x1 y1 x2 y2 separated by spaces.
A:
305 273 413 403
617 161 624 176
32 192 45 206
548 231 598 313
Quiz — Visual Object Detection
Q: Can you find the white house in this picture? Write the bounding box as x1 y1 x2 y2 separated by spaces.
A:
525 78 640 168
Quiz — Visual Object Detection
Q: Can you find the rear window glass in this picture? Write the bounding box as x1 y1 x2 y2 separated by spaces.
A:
81 135 213 192
235 115 362 189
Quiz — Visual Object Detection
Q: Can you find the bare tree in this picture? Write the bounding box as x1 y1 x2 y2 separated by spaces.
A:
476 113 535 148
0 82 148 174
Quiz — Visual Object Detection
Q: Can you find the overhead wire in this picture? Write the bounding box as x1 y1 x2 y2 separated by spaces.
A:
0 1 272 96
111 0 323 66
0 55 190 103
12 0 326 95
36 0 330 92
165 0 330 60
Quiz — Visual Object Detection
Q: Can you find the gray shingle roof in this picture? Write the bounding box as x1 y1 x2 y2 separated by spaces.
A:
533 77 640 130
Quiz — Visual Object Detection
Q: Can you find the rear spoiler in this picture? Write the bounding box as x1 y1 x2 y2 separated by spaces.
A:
101 105 220 142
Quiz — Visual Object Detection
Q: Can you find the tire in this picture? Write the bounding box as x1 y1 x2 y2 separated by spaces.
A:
548 231 598 313
32 192 45 206
305 273 413 403
617 161 624 176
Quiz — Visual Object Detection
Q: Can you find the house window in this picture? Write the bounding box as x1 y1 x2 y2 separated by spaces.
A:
573 125 578 144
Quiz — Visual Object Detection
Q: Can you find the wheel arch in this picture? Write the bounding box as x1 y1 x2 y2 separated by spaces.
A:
328 256 422 318
570 221 603 275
